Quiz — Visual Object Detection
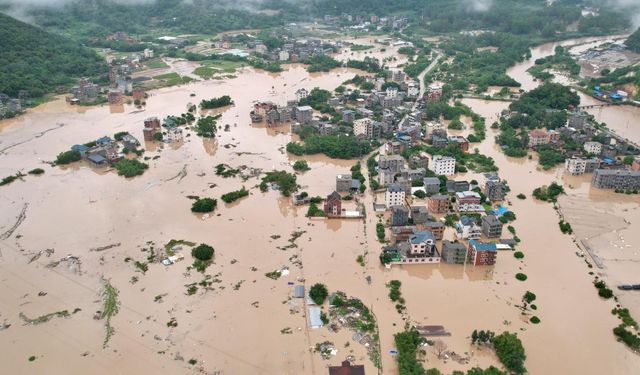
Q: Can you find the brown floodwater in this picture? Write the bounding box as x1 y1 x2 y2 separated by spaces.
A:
1 40 640 375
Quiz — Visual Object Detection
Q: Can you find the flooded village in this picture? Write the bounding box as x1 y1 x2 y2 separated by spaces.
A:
2 8 640 375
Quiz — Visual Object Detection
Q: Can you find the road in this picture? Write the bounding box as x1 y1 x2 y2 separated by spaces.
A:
398 52 441 130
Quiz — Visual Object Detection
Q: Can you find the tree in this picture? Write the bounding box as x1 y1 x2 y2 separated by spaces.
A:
194 115 218 137
433 339 447 358
55 150 81 165
292 160 310 171
309 283 328 305
413 190 427 199
191 244 214 261
492 332 527 374
199 95 233 109
191 198 217 213
114 159 148 177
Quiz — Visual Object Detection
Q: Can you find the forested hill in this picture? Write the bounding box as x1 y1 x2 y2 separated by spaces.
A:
0 13 107 98
8 0 635 41
627 28 640 53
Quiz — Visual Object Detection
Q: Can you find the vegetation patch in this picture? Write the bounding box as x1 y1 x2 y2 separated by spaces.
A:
100 279 119 348
515 273 528 281
200 95 233 109
292 160 310 172
309 283 328 305
191 198 217 213
221 187 249 203
260 170 298 196
114 159 148 177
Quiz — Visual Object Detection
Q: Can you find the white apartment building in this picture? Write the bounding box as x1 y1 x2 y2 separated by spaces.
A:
432 155 456 176
565 157 587 175
353 118 373 138
584 141 603 155
385 184 406 207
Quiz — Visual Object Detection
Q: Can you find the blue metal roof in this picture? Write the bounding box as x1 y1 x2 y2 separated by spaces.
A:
410 230 435 244
87 154 107 164
96 136 113 143
469 239 497 251
71 144 89 152
459 216 476 226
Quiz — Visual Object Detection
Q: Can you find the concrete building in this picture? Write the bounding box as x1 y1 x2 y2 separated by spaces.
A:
385 184 406 207
295 106 313 124
592 169 640 190
455 191 482 212
427 194 449 214
432 155 456 176
565 157 601 175
446 180 470 193
481 214 503 238
296 87 309 101
391 205 410 226
467 240 497 266
584 141 603 155
410 206 429 225
455 216 482 240
441 240 467 264
423 221 445 240
401 168 426 182
342 109 355 123
528 129 551 147
336 174 353 193
378 168 395 186
353 118 381 139
423 177 441 194
484 179 506 202
379 155 404 173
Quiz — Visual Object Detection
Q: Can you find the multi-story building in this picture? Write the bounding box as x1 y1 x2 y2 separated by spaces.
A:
295 88 308 101
584 141 603 155
423 177 441 194
528 129 551 147
295 106 313 124
446 180 470 193
336 174 353 193
391 205 410 226
427 194 449 214
441 240 467 264
448 135 469 152
385 184 406 207
353 118 381 139
592 169 640 190
481 173 505 202
455 191 482 212
378 168 395 187
400 168 426 182
410 206 429 225
467 240 497 266
455 216 482 240
481 214 503 238
422 221 445 240
432 155 456 176
379 155 405 173
324 191 342 217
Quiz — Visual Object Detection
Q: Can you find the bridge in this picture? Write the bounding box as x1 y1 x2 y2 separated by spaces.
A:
578 103 620 109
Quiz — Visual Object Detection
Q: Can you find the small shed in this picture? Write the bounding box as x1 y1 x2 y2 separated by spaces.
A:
308 306 323 329
293 285 305 298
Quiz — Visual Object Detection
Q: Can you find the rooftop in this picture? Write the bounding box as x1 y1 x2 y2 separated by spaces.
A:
456 191 481 199
387 184 404 193
410 230 435 244
469 240 498 252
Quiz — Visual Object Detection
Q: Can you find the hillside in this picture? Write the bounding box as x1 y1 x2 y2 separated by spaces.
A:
0 13 107 98
627 28 640 53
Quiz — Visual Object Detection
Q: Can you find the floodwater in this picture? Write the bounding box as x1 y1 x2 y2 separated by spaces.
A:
1 37 640 375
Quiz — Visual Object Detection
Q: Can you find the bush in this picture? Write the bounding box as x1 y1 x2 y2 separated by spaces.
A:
309 283 328 305
516 193 526 200
376 223 385 241
514 251 525 259
221 187 249 203
55 150 81 165
191 198 217 213
191 244 214 261
114 159 148 177
530 316 540 324
515 273 528 281
153 132 163 141
292 160 310 172
28 168 45 175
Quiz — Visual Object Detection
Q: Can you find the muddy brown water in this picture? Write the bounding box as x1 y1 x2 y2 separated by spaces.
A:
1 40 640 375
